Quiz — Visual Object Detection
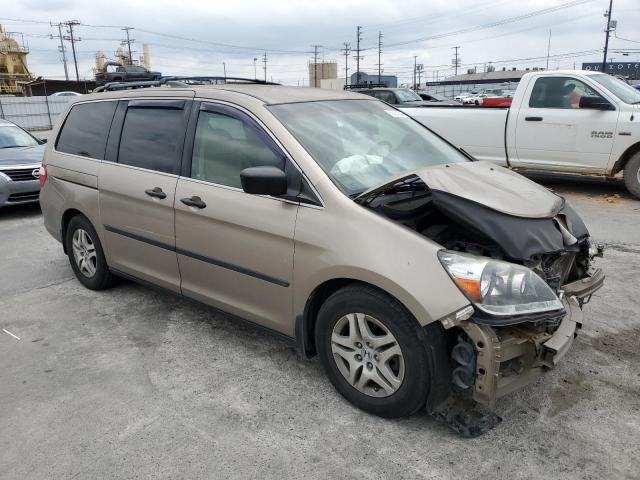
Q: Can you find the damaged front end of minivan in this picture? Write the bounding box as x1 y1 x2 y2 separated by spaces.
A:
356 161 604 434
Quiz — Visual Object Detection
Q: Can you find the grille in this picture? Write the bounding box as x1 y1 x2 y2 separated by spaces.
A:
1 168 39 182
7 191 40 202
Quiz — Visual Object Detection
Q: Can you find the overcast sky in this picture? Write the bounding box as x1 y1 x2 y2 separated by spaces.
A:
2 0 639 85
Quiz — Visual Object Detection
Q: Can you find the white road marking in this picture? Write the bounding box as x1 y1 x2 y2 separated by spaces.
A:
2 329 20 340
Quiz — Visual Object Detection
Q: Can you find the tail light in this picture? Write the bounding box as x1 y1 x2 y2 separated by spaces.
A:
39 165 47 187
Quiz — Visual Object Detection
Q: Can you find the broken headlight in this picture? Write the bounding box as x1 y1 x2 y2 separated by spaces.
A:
438 250 564 318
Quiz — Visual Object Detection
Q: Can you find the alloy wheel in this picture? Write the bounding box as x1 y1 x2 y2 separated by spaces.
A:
331 313 405 398
72 228 97 278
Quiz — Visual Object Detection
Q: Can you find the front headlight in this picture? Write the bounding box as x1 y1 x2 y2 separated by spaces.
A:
438 250 563 318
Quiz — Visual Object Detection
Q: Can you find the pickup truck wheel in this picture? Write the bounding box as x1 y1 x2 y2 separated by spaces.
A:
623 152 640 199
65 215 116 290
315 285 443 418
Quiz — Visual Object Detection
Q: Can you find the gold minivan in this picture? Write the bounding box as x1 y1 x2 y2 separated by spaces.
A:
39 79 603 433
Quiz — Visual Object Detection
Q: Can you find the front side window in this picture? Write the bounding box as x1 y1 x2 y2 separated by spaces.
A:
118 107 184 174
269 99 468 196
395 89 421 102
529 77 606 109
56 101 117 159
191 110 282 188
0 125 39 149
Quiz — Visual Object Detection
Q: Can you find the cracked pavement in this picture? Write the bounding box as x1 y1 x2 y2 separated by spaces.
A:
1 176 639 479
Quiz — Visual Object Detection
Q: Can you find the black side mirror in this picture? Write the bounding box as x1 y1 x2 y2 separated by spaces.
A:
579 96 614 111
240 166 287 196
39 138 48 144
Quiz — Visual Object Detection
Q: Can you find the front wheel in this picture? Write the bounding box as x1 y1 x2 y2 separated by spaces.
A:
315 285 444 418
623 152 640 199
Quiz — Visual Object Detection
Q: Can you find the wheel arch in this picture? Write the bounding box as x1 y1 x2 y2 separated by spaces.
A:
295 278 424 359
611 141 640 175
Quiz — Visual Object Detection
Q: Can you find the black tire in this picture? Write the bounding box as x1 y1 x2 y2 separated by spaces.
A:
315 284 445 418
65 215 115 290
623 152 640 199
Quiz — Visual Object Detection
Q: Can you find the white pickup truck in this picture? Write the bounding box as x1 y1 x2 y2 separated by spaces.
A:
402 70 640 198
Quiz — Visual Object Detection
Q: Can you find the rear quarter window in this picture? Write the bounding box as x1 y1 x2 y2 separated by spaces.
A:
55 101 117 159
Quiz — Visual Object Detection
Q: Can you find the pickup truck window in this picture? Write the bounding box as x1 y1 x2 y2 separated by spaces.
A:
529 77 604 109
373 91 396 104
269 99 467 196
590 74 640 104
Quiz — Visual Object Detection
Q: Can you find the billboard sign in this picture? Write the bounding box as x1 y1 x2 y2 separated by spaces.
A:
582 62 640 77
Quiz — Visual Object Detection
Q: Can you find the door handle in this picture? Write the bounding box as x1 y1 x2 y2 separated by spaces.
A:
144 187 167 199
525 116 543 121
180 196 207 209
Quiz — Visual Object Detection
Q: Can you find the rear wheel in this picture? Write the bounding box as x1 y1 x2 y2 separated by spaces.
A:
316 284 444 418
65 215 115 290
623 152 640 199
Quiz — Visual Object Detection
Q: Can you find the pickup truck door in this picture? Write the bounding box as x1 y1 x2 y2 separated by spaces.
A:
512 76 618 174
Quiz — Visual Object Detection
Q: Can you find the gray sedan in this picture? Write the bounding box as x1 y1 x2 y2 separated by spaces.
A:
0 120 46 207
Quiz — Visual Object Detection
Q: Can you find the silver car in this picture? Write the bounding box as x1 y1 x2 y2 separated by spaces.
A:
39 80 604 434
0 119 45 207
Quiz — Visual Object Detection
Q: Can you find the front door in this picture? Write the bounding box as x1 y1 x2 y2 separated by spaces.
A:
513 76 618 173
99 99 191 292
174 102 298 334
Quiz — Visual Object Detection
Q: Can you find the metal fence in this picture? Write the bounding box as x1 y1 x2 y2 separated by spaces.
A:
0 96 74 131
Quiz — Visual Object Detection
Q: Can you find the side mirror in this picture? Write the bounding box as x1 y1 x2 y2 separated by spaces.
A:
240 166 287 196
39 138 48 144
579 96 614 111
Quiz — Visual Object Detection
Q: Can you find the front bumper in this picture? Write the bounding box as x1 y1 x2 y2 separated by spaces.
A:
455 269 604 408
0 170 40 207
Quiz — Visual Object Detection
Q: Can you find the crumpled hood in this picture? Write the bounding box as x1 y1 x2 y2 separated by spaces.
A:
0 144 45 167
359 161 564 219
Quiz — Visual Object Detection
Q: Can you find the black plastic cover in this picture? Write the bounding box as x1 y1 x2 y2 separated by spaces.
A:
431 190 589 261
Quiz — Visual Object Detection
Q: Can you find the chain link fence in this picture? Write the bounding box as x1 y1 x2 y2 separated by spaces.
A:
0 95 74 131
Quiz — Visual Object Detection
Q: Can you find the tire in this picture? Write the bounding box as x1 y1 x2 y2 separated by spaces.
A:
65 215 115 290
623 152 640 199
315 284 444 418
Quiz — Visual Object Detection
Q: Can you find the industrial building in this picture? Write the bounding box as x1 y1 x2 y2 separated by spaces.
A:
308 61 337 88
0 25 32 94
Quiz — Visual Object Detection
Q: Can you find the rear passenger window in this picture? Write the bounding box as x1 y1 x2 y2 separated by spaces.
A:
56 101 117 159
118 107 184 174
191 110 283 188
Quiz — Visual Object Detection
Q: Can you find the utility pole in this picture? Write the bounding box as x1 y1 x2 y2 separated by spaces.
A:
546 30 552 70
50 22 69 81
452 46 460 76
601 0 614 73
253 57 257 79
416 64 424 89
262 52 267 82
377 31 383 84
312 44 320 88
342 42 351 87
413 56 417 90
121 27 134 65
222 62 226 78
63 20 81 81
354 26 363 85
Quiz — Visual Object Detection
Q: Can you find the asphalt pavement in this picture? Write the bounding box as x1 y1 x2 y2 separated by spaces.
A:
0 177 638 479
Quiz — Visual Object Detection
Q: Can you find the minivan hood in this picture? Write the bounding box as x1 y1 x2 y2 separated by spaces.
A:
357 161 563 219
0 144 45 167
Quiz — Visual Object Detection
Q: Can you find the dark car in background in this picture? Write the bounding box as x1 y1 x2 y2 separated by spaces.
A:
95 62 162 86
0 120 46 207
356 87 460 106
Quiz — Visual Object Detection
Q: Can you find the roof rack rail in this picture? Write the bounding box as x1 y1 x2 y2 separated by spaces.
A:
94 76 279 92
344 83 387 90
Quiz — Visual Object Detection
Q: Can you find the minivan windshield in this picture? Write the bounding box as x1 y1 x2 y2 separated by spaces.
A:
591 74 640 104
0 125 39 149
269 100 467 196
